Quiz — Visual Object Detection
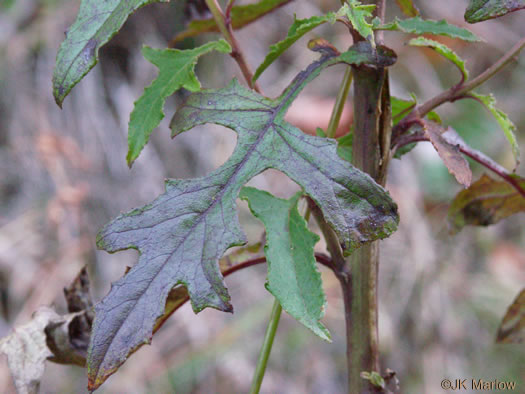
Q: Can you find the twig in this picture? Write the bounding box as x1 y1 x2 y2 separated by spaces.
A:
374 0 386 45
394 133 525 197
395 36 525 132
225 0 236 20
205 0 261 92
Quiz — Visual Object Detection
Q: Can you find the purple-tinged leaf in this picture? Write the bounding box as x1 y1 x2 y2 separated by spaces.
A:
53 0 167 107
88 44 398 390
465 0 525 23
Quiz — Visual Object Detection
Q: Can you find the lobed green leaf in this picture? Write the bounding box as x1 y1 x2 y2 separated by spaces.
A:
53 0 167 107
88 45 398 390
465 0 525 23
470 92 520 166
171 0 292 43
127 40 231 166
240 187 330 341
375 16 481 42
448 174 525 233
409 37 469 82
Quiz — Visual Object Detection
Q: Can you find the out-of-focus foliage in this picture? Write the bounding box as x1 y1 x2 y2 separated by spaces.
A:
448 174 525 233
496 288 525 343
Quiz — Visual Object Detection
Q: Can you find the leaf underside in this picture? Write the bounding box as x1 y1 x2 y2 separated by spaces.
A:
448 174 525 233
53 0 167 107
240 187 329 341
376 16 481 42
465 0 525 23
171 0 292 43
409 37 469 82
88 44 398 390
470 92 520 166
422 122 472 187
127 40 231 166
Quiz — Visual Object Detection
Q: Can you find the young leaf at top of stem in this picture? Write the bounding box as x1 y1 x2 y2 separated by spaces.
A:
448 174 525 234
465 0 525 23
373 16 482 42
88 44 398 391
53 0 167 107
171 0 292 44
240 187 330 341
409 37 469 83
469 92 520 166
127 40 231 166
344 0 376 46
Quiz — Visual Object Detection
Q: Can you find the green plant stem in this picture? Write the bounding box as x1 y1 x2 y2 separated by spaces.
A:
326 67 353 138
204 0 261 92
413 35 525 120
249 299 282 394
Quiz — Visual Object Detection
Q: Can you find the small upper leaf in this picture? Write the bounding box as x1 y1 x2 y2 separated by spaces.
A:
252 12 339 82
240 187 330 341
448 174 525 233
496 288 525 344
409 37 468 82
470 92 520 166
395 0 420 17
88 45 398 390
53 0 167 107
465 0 525 23
344 0 376 45
127 40 231 166
375 16 481 42
171 0 292 43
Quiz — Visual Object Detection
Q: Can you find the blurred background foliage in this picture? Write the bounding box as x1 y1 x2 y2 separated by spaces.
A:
0 0 523 392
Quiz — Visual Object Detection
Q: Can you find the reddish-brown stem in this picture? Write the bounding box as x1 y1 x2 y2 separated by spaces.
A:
154 253 334 331
225 0 235 20
205 0 261 92
394 133 525 197
395 36 525 136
